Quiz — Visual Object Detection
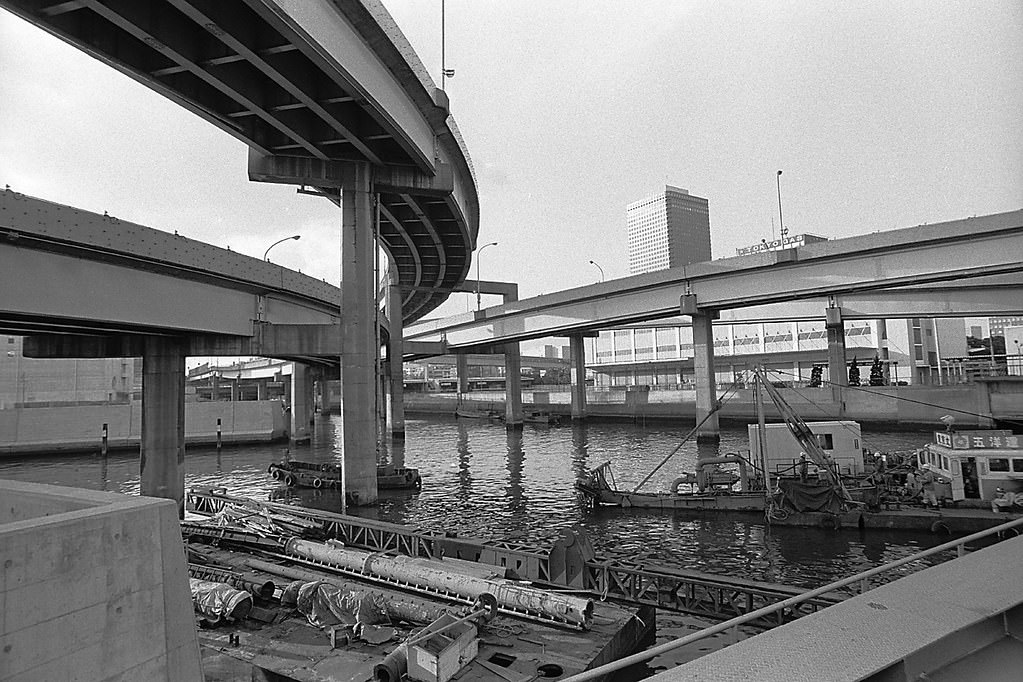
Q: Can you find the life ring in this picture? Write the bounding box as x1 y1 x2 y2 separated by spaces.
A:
283 473 296 487
930 521 951 535
269 466 282 480
312 477 324 489
819 514 840 530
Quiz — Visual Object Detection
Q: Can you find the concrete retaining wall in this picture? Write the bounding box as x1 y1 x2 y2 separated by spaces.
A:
406 384 999 427
0 400 287 456
0 480 202 681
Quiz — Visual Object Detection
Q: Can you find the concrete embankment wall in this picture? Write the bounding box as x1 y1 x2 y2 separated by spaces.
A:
0 400 288 456
407 384 998 427
0 480 203 681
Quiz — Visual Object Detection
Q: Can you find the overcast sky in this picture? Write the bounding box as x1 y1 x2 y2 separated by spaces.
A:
1 1 1021 322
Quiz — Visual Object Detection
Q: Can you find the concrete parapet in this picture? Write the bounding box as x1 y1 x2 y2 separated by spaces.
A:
658 533 1023 681
0 400 287 456
0 480 202 681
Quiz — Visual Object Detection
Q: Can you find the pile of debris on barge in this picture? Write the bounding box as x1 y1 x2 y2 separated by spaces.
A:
184 496 654 682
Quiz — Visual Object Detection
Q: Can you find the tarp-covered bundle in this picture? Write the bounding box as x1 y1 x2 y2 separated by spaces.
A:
190 579 253 624
283 580 391 628
777 479 844 514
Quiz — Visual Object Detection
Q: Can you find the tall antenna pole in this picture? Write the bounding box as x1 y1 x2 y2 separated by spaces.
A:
776 170 785 239
441 0 447 91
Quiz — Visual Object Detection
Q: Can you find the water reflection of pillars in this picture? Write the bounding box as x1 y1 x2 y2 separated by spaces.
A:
505 428 526 516
456 421 472 500
570 421 590 486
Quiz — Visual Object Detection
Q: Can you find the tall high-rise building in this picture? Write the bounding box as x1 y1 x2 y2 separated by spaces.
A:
627 185 711 275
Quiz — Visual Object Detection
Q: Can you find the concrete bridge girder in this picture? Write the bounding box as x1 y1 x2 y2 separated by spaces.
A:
405 210 1023 349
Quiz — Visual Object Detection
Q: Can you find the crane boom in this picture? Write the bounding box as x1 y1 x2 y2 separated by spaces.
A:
755 368 852 503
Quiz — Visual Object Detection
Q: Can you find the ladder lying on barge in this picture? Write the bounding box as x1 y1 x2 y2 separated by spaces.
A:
187 488 841 628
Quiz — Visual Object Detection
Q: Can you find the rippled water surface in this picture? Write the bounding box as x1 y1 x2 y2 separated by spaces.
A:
0 413 960 673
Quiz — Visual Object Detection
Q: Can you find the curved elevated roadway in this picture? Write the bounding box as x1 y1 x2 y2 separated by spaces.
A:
0 0 479 323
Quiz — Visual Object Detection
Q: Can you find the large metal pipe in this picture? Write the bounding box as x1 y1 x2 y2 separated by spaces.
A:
245 558 453 625
284 538 593 627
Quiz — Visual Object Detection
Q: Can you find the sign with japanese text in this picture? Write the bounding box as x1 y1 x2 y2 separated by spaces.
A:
934 431 1022 450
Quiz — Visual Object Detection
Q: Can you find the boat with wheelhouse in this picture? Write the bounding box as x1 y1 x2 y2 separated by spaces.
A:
919 429 1023 509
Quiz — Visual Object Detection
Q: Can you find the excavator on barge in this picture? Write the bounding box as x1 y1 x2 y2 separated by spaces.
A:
576 367 865 515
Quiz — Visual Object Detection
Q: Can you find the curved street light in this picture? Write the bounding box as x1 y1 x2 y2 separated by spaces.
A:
776 170 786 239
475 241 498 310
588 260 605 283
263 234 301 261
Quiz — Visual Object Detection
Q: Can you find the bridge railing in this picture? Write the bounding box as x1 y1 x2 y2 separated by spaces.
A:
561 514 1023 682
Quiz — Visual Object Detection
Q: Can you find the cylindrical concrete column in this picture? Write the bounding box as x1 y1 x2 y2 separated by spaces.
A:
386 280 406 439
826 306 847 415
456 354 469 395
826 307 848 387
340 162 378 505
691 312 720 443
570 334 587 421
504 345 523 427
290 363 311 444
256 379 267 401
140 336 186 517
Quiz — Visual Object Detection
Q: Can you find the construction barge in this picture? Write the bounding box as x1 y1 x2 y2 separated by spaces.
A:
577 367 1023 535
185 494 652 681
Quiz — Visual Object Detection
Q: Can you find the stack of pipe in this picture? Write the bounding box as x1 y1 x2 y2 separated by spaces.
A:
284 537 593 628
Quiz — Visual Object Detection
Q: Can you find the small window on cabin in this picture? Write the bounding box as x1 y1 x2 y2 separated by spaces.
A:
816 434 834 450
989 458 1011 472
854 439 859 450
1012 459 1023 473
942 456 950 471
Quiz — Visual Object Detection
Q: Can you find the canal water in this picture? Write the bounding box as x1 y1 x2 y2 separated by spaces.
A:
0 414 957 675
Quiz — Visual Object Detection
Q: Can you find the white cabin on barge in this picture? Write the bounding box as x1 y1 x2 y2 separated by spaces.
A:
748 421 864 476
920 430 1023 502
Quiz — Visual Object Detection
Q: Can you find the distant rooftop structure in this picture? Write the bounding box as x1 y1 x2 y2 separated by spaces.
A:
735 233 829 257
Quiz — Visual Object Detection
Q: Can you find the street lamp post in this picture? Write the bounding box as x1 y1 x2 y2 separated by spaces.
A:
475 241 498 310
264 235 301 261
776 170 786 239
588 260 605 282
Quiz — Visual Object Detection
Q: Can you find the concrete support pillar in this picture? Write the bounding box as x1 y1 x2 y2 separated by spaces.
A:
570 334 587 421
256 379 267 401
386 281 406 439
290 363 311 444
456 354 469 395
211 373 219 401
691 311 720 443
229 381 238 402
826 306 847 414
306 369 317 424
140 336 185 517
504 345 523 427
340 162 378 505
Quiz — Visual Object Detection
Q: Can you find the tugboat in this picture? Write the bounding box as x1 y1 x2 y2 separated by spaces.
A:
267 459 422 491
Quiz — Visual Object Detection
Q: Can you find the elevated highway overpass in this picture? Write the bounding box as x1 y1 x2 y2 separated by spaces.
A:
405 210 1023 349
1 0 479 321
1 0 482 507
405 209 1023 436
